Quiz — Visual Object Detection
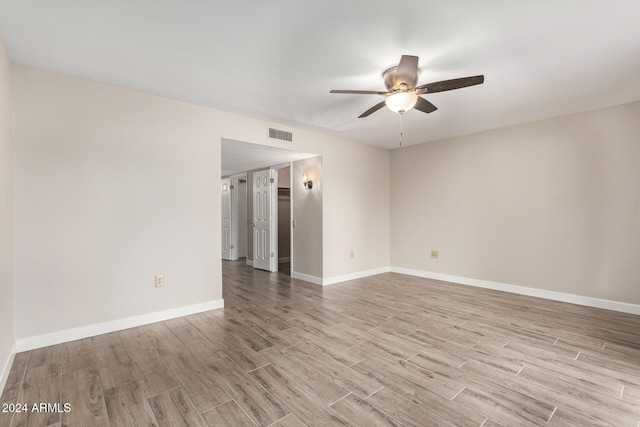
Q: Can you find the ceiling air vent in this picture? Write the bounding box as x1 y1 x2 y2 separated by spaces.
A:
268 127 293 142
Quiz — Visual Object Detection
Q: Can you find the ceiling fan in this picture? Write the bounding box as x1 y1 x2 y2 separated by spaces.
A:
330 55 484 118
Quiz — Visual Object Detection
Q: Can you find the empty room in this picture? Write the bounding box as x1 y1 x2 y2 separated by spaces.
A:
1 1 640 426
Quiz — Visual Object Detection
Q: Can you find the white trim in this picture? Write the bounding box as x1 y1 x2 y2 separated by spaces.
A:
391 267 640 316
278 257 291 263
15 299 225 353
0 341 16 395
322 267 391 286
291 271 323 285
246 259 254 267
292 267 391 286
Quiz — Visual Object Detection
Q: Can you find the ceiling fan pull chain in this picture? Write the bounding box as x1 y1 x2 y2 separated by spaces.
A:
399 111 404 147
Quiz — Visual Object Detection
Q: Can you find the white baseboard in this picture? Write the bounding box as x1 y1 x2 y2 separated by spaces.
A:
15 299 225 353
291 271 323 285
322 267 391 286
246 260 254 267
278 257 290 263
292 267 391 286
0 341 16 395
391 267 640 316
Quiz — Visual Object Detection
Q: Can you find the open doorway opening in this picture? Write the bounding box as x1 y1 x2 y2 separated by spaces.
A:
277 167 291 276
221 138 318 278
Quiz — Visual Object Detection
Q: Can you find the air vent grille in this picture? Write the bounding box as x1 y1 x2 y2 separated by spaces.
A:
268 127 293 142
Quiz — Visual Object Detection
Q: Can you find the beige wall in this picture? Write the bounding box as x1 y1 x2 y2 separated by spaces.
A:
11 65 391 339
278 167 290 189
0 33 14 386
292 157 323 277
320 137 390 277
391 101 640 304
12 65 223 339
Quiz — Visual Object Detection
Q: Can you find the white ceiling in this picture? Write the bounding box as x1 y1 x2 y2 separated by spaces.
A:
1 1 639 150
221 139 316 177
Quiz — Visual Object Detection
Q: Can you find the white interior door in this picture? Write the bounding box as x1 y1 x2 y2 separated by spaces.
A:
252 169 278 272
221 178 232 260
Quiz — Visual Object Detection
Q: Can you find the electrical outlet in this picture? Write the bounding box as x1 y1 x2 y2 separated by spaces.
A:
350 250 355 259
155 275 165 288
431 250 439 259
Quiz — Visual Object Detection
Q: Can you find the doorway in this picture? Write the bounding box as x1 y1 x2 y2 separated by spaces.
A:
220 138 321 279
277 167 291 276
221 174 247 262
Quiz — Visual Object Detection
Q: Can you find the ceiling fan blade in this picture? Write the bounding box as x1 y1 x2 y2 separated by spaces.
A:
414 96 437 114
395 55 419 88
416 75 484 93
358 101 386 118
330 89 389 95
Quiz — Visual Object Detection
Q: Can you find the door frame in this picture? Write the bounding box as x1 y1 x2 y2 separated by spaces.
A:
232 174 248 259
221 177 233 261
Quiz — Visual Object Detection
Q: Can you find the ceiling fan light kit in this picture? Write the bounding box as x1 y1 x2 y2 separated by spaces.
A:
330 55 484 118
385 91 418 113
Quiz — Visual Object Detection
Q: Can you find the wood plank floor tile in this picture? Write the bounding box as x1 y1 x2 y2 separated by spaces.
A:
126 344 180 398
11 363 62 427
162 350 231 413
168 321 228 364
185 313 270 371
103 381 157 427
365 387 454 427
142 322 189 357
61 367 109 427
148 387 207 427
547 407 617 426
576 350 640 388
0 351 28 403
204 356 289 426
258 347 350 405
348 341 410 365
230 314 296 348
249 364 352 426
453 387 551 427
514 365 640 423
61 339 97 377
478 419 504 427
118 327 152 349
513 353 624 398
4 260 640 426
25 345 62 370
284 341 381 399
268 413 307 427
408 352 557 425
352 358 483 426
363 327 427 358
410 330 524 375
0 411 14 427
90 331 121 345
200 400 257 427
622 385 640 404
93 340 136 391
282 325 364 366
213 315 276 353
330 393 404 426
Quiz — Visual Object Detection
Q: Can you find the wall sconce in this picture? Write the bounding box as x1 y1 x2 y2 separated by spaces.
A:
303 174 313 190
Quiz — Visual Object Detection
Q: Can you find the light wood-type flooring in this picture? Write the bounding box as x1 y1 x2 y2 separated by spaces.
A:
2 260 640 426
